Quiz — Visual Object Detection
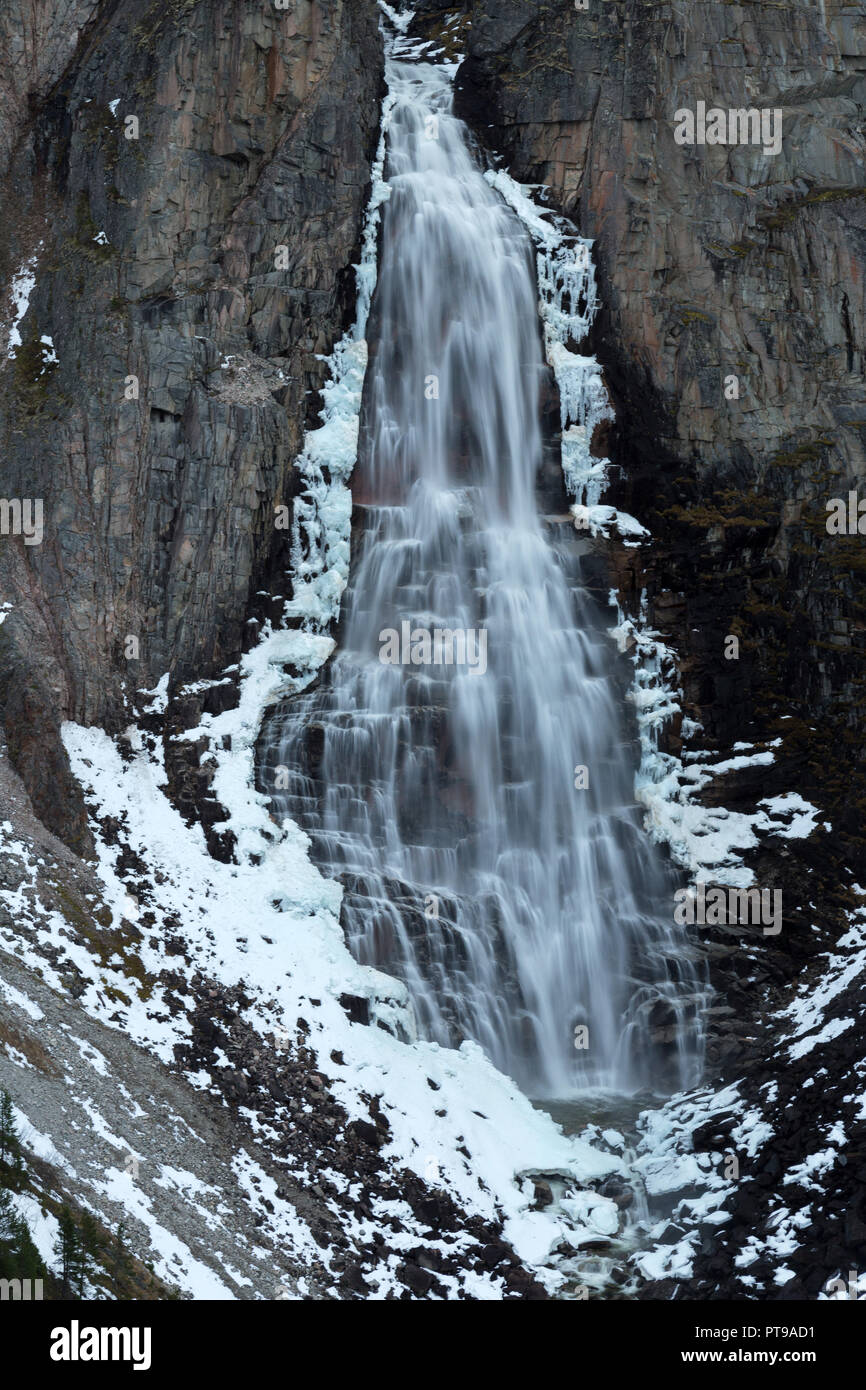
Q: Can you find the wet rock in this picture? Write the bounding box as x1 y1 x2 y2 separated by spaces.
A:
347 1118 384 1150
400 1261 434 1296
340 1263 370 1296
339 993 371 1026
531 1178 554 1209
480 1241 512 1270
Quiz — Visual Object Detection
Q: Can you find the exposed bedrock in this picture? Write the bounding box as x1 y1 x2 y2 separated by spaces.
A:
0 0 383 848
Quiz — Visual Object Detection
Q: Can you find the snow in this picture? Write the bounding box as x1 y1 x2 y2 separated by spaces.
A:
12 1103 76 1176
628 898 866 1289
607 595 828 888
378 1 414 36
559 1189 620 1238
71 1037 110 1076
758 792 827 839
821 1269 866 1300
0 975 44 1020
781 910 866 1059
278 62 392 637
38 334 58 372
97 1166 235 1299
8 1189 61 1272
635 1233 697 1281
784 1148 839 1191
571 502 649 544
138 671 168 714
72 1096 133 1154
628 1080 772 1281
5 251 40 359
788 1014 854 1061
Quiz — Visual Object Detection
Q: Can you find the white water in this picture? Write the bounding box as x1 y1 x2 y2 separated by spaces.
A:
262 56 705 1099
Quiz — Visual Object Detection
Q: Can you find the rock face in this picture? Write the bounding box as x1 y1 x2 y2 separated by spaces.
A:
0 0 382 847
0 0 102 172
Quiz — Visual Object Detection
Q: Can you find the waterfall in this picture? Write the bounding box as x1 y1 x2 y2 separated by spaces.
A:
260 52 705 1100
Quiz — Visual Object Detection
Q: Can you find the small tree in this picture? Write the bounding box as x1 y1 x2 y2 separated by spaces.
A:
0 1186 47 1285
0 1185 16 1272
12 1215 44 1284
54 1205 85 1298
78 1211 102 1294
111 1220 132 1287
0 1089 24 1186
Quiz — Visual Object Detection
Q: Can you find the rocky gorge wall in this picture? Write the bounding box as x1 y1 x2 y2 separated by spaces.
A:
0 0 383 848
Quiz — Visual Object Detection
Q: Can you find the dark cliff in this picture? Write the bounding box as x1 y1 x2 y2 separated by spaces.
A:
0 0 382 848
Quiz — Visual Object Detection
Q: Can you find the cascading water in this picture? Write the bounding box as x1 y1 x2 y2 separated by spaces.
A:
260 49 705 1100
